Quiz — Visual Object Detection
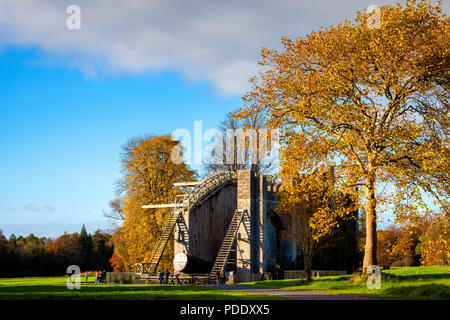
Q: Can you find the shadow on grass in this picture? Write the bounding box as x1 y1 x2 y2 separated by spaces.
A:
241 276 351 289
0 283 289 300
241 273 450 299
0 284 210 294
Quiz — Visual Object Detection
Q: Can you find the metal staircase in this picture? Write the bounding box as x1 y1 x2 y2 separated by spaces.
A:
209 209 247 279
175 213 190 253
138 171 238 274
141 209 181 273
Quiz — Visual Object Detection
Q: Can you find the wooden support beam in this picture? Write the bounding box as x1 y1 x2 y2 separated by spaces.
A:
141 203 184 209
173 181 202 187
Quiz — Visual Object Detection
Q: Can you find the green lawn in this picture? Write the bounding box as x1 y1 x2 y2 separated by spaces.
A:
0 277 285 300
239 266 450 300
1 267 448 300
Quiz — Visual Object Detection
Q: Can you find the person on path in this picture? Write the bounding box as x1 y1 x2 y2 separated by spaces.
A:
165 269 170 285
221 272 226 285
159 271 164 284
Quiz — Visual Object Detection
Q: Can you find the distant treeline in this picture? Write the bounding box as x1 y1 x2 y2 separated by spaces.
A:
362 214 449 267
0 225 114 277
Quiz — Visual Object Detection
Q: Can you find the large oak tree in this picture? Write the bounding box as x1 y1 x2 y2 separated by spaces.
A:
237 1 449 269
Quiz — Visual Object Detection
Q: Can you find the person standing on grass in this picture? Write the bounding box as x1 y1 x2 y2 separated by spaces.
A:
159 271 164 284
85 272 88 283
215 269 221 285
101 270 106 284
165 269 170 285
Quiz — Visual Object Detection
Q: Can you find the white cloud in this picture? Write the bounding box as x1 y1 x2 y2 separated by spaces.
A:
1 203 55 213
22 203 55 213
0 0 448 95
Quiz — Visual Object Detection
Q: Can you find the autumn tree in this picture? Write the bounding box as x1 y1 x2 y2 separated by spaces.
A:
111 135 196 271
376 226 399 266
45 232 82 271
109 252 126 272
278 168 354 281
389 223 423 266
416 213 450 265
237 1 449 270
0 228 113 277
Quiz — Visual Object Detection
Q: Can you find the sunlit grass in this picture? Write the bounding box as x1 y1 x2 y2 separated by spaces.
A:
0 277 285 300
1 267 447 300
239 266 450 300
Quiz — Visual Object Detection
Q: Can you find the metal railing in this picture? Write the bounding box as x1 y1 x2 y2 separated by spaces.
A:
284 270 347 279
184 171 237 210
136 171 237 275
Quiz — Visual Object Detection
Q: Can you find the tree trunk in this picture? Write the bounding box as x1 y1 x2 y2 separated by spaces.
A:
303 243 313 282
363 171 377 271
305 262 312 282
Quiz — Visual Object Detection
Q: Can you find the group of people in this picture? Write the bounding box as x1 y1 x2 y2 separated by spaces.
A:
81 271 106 284
92 271 106 284
158 269 181 285
156 269 227 285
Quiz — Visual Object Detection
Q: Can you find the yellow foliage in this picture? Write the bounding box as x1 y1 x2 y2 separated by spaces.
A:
236 0 449 269
417 213 450 265
111 135 196 271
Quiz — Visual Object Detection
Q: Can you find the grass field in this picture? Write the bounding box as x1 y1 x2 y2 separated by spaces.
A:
239 266 450 300
0 277 286 300
0 266 448 300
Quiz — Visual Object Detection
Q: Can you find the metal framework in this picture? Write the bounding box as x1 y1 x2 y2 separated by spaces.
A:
209 209 248 279
184 171 237 210
136 171 237 274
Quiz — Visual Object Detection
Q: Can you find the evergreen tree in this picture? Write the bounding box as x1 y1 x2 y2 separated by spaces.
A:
78 224 93 270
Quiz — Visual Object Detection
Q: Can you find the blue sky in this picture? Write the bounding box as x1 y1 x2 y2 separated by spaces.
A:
0 47 240 237
0 1 447 238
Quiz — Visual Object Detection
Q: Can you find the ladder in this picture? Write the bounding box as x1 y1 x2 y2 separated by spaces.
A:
176 214 190 254
143 209 181 273
209 209 247 279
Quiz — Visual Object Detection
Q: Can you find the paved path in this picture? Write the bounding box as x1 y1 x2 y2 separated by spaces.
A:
206 285 378 300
